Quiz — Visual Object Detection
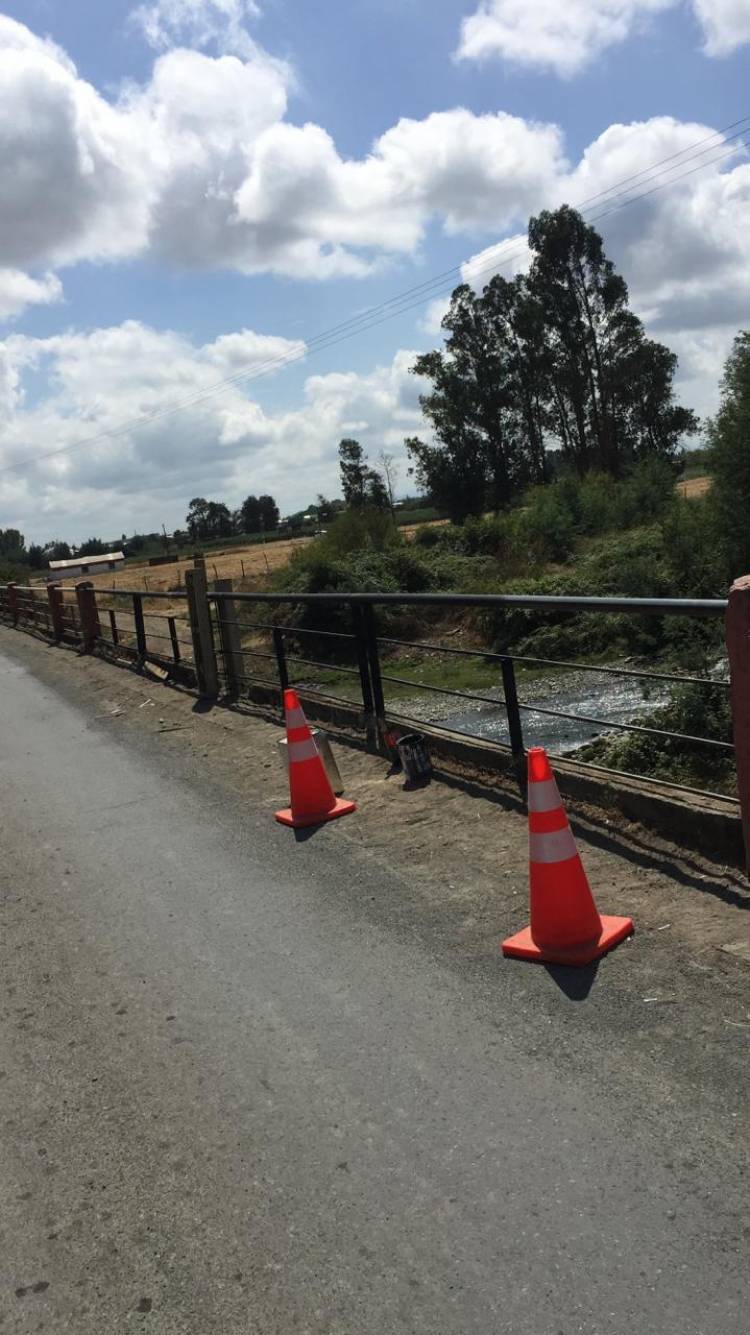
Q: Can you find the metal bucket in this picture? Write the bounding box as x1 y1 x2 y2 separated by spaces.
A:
278 728 343 795
395 732 432 785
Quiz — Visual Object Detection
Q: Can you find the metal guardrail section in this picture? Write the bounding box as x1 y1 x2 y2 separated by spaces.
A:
93 588 194 671
0 580 735 806
205 589 735 805
0 581 194 674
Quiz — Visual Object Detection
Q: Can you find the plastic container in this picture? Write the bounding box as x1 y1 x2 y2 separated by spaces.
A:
278 728 343 795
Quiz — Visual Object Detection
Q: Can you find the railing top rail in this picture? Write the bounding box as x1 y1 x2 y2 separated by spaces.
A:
377 635 729 688
206 589 727 617
91 588 188 600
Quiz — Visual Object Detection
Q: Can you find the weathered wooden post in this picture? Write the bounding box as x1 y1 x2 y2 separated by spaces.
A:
213 577 244 698
47 583 64 641
132 593 147 662
726 574 750 874
185 557 218 699
75 581 100 653
7 582 19 626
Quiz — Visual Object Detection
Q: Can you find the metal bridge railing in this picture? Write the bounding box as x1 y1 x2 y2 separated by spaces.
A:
0 576 739 819
203 589 734 806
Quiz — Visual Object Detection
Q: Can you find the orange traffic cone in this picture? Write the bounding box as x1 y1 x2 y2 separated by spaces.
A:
275 689 356 829
502 747 633 966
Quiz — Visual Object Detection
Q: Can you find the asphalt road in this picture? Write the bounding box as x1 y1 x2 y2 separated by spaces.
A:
0 640 747 1333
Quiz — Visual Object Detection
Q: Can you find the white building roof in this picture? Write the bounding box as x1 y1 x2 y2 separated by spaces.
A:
48 551 125 570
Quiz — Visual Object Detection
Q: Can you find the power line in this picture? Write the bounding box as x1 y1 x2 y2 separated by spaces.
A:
1 113 747 478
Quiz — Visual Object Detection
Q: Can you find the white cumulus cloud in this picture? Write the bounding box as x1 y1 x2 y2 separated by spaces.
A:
0 269 62 321
563 118 750 332
457 1 750 74
0 15 152 273
1 11 748 307
0 322 426 542
131 0 263 57
456 1 673 76
693 0 750 54
0 17 567 292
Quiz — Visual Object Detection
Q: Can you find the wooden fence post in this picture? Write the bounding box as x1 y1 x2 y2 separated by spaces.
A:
185 559 218 699
214 577 244 697
47 583 64 640
726 574 750 875
75 581 100 653
132 593 147 662
7 582 18 626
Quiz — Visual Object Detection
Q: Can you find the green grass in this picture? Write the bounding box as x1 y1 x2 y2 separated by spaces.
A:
395 506 444 526
266 645 505 703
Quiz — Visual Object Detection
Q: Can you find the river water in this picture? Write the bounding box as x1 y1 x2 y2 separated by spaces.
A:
388 667 670 755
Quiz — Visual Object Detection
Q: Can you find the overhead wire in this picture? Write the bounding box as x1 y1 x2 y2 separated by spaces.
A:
1 113 748 477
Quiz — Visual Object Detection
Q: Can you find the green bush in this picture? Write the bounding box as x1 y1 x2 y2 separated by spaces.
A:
0 557 27 585
413 523 445 549
511 487 576 563
315 506 399 557
660 496 725 597
480 528 686 661
578 681 734 791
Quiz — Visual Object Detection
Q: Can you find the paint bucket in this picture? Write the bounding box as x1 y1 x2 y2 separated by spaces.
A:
395 733 432 785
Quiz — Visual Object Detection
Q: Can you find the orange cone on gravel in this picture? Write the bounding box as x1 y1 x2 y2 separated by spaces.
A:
502 747 633 966
275 689 356 829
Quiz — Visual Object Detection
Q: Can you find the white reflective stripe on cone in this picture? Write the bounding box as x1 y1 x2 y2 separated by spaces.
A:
527 778 561 813
529 826 578 864
285 706 308 730
288 736 319 764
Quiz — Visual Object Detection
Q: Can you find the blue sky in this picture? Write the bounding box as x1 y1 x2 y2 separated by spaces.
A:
0 0 749 541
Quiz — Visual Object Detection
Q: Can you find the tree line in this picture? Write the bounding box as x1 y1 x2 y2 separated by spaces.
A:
406 205 697 522
184 493 280 543
0 531 97 569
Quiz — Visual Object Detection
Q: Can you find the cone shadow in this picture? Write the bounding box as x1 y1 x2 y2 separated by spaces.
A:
292 825 324 843
543 959 600 1000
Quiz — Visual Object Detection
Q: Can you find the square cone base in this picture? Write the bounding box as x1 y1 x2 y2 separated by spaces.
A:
275 797 357 829
502 914 634 967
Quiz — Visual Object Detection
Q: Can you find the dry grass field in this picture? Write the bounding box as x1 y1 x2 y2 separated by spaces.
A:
80 536 314 596
676 474 711 499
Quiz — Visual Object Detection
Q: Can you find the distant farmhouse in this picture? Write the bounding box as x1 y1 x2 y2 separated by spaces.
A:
46 551 126 583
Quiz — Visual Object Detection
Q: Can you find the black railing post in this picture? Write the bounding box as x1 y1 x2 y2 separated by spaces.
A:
352 604 376 749
132 593 147 662
272 627 289 711
108 608 119 646
75 581 100 653
7 583 18 626
500 655 526 799
362 603 387 750
47 584 64 641
168 616 180 662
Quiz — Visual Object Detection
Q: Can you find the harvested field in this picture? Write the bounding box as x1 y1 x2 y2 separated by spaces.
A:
677 474 711 499
75 536 313 595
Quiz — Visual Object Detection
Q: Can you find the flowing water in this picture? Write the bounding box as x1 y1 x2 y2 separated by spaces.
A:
388 667 670 755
